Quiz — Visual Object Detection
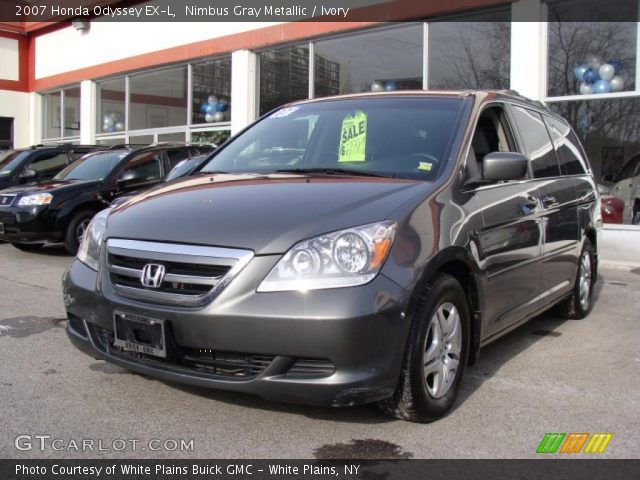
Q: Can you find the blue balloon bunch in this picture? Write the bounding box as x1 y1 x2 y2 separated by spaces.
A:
574 57 624 95
199 95 229 123
370 80 398 92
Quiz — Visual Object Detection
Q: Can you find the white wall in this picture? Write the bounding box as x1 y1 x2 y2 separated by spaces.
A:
0 90 30 148
35 21 281 79
0 37 20 81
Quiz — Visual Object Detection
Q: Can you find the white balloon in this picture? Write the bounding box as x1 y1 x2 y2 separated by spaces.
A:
610 76 624 92
207 95 218 105
205 113 215 123
213 111 225 122
599 63 615 81
114 122 124 131
370 81 384 92
579 83 593 95
103 117 114 128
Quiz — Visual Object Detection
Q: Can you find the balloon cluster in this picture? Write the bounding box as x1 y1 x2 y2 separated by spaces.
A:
199 95 229 123
102 111 124 133
574 56 625 95
370 81 398 92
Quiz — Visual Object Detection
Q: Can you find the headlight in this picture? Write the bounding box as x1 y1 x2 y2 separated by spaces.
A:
17 193 53 206
77 209 110 271
258 221 396 292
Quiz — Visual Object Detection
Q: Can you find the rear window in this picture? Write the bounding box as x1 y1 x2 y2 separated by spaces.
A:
0 150 29 177
201 97 467 180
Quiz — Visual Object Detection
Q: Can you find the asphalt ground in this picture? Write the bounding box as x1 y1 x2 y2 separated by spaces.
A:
0 242 638 459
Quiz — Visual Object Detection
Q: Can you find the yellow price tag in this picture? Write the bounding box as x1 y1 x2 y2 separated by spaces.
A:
417 162 433 171
338 110 367 162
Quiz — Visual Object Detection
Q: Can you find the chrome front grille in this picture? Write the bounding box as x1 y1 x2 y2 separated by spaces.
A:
105 239 253 307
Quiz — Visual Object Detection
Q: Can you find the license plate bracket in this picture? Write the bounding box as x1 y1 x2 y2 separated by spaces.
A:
113 311 166 358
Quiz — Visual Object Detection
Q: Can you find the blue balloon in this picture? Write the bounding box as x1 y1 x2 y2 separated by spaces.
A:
573 65 588 81
205 103 216 114
384 81 398 91
199 102 208 113
214 102 225 112
218 99 229 112
608 60 622 74
582 68 599 84
593 79 611 94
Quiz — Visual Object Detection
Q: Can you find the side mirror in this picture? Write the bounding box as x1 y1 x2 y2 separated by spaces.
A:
117 170 141 185
19 168 37 180
482 152 528 182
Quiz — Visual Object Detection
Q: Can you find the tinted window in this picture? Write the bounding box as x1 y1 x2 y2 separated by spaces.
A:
544 115 587 175
122 151 163 182
167 149 191 169
30 152 68 178
0 150 29 177
55 151 128 181
510 106 561 178
202 97 467 180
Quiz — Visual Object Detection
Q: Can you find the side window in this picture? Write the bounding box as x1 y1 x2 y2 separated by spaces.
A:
510 106 560 179
122 151 163 182
167 149 191 169
544 115 587 175
468 105 516 180
29 152 69 178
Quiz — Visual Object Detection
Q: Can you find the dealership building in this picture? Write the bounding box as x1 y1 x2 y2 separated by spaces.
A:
0 0 639 236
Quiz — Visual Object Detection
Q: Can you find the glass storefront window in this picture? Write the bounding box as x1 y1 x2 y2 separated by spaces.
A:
192 130 231 146
42 91 61 139
63 87 81 137
97 77 126 134
547 0 637 97
428 10 511 89
313 25 423 97
129 66 188 130
550 98 640 224
258 44 309 116
192 57 232 125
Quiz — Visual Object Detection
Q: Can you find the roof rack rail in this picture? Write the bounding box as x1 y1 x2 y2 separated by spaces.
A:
148 141 188 147
106 143 148 150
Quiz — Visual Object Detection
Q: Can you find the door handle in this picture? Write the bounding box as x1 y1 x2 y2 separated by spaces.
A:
542 195 558 208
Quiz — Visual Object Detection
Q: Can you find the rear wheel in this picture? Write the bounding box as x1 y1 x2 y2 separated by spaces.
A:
379 273 470 422
64 211 95 254
556 239 595 319
12 242 43 252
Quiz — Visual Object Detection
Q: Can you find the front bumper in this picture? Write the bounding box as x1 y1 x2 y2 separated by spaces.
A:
63 258 411 407
0 205 59 243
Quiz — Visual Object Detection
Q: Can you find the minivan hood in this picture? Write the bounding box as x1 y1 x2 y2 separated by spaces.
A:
107 173 428 254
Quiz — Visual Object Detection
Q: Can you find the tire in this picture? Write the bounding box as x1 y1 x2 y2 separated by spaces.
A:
379 273 470 422
12 242 43 251
64 210 96 255
555 239 595 320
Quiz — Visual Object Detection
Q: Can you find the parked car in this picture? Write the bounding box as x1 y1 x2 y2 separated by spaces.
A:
597 184 625 224
0 143 110 190
0 143 213 253
63 91 600 422
608 153 640 224
109 154 211 208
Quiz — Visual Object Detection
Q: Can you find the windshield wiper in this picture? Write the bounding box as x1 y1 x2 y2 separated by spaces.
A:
275 167 392 178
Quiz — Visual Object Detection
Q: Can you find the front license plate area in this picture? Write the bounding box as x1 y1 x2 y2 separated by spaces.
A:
113 312 166 358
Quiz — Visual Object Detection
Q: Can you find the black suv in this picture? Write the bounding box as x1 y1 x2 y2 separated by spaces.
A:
0 143 109 190
0 143 212 253
63 91 600 422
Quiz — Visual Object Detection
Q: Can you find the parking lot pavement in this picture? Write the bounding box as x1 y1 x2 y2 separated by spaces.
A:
0 242 639 459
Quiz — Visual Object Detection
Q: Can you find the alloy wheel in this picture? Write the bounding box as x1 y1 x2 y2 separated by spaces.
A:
579 251 592 311
423 301 462 399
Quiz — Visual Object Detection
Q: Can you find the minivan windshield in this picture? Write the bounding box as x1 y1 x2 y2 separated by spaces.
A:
0 150 30 177
200 96 467 180
54 151 128 181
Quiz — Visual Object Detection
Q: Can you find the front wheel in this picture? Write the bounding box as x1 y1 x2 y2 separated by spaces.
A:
555 239 595 319
379 273 470 422
64 211 96 254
